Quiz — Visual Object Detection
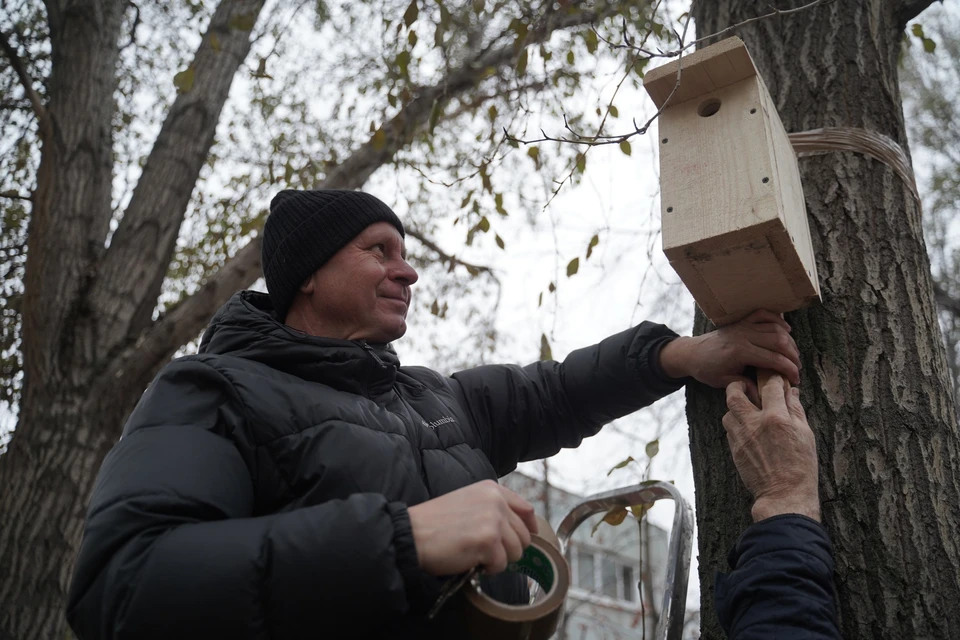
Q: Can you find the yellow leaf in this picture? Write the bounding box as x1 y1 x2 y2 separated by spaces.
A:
372 129 387 150
591 506 628 536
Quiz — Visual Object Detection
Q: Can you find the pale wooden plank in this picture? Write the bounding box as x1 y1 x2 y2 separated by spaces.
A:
643 36 757 108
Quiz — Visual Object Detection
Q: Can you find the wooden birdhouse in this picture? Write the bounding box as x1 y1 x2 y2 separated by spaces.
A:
642 37 820 327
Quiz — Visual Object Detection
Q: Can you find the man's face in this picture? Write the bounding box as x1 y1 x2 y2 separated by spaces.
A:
298 221 418 343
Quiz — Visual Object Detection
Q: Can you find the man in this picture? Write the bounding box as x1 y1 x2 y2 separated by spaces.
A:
66 189 822 638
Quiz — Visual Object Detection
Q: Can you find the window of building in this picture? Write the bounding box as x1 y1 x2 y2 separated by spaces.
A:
577 551 595 591
622 565 636 602
601 555 618 599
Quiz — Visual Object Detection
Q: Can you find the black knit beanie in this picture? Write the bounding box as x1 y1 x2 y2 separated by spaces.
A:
261 189 405 318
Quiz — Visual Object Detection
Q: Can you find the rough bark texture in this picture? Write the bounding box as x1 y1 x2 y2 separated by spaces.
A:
687 1 960 638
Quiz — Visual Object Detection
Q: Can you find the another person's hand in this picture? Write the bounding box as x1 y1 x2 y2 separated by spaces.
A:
660 310 801 391
407 480 538 576
722 375 820 523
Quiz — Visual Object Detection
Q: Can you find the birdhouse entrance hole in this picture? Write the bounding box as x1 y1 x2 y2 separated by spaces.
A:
697 98 721 118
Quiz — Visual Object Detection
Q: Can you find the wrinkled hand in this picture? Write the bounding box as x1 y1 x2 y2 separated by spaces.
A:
407 480 538 576
660 309 801 392
723 375 820 523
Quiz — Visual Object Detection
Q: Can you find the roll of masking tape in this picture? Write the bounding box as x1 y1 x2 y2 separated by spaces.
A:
461 516 570 640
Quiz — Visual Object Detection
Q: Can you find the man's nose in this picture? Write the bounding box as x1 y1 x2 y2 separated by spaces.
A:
391 259 419 285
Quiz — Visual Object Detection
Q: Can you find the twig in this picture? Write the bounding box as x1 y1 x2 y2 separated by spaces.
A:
406 228 495 276
0 28 51 138
0 190 31 202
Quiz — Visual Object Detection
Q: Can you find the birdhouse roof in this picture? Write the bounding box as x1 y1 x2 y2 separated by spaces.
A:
643 37 758 109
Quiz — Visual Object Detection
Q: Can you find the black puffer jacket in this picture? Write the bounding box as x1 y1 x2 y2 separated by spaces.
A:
66 291 684 639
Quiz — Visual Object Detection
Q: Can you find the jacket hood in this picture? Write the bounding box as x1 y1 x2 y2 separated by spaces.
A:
198 290 400 397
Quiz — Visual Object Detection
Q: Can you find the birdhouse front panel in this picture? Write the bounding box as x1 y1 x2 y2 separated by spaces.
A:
643 37 821 326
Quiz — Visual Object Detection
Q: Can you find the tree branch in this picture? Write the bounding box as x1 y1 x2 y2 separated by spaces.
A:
934 281 960 320
90 0 267 353
108 0 622 392
406 228 494 275
0 28 51 139
895 0 942 28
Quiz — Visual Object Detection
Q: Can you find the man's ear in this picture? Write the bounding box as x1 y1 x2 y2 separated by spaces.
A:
299 273 315 295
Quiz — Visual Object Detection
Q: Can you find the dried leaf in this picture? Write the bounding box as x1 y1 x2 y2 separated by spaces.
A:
591 506 628 536
566 257 579 277
540 333 552 361
403 0 419 27
586 234 599 259
495 234 505 249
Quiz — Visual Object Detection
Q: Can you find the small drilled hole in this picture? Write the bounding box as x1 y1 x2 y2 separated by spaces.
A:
750 108 757 114
762 177 770 184
662 137 668 144
697 98 721 118
666 206 674 213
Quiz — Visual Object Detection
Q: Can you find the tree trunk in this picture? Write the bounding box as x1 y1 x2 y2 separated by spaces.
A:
687 1 960 638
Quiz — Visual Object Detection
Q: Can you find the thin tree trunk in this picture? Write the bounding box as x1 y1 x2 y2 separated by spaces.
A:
687 1 960 638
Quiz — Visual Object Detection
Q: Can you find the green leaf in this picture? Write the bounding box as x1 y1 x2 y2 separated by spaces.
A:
488 104 498 120
408 30 418 47
396 50 411 75
586 234 599 259
606 456 635 476
585 29 598 53
651 22 664 39
645 439 660 459
403 0 419 27
516 49 528 75
429 100 443 132
619 140 632 156
923 37 936 53
566 50 575 65
566 257 579 277
575 153 586 173
478 216 490 232
495 193 507 215
173 66 195 93
495 234 505 249
911 23 925 38
540 333 552 361
608 105 619 118
229 12 256 31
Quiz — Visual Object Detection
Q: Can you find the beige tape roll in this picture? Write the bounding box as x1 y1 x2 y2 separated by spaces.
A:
461 516 570 640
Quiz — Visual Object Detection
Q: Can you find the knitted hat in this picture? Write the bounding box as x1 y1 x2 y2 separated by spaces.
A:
261 189 405 317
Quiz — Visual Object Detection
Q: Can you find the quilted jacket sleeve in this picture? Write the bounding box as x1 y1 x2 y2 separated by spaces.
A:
715 514 841 639
449 322 685 475
66 359 424 640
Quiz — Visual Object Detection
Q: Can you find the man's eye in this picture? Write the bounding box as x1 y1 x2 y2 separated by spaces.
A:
372 244 386 253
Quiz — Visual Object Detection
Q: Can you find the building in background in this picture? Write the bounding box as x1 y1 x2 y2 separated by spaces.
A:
500 471 699 639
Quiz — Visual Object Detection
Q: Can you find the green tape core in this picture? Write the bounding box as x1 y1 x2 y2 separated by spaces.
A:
506 545 555 591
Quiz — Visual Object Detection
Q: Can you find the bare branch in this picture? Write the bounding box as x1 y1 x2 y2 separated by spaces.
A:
90 0 267 350
934 281 960 320
406 228 494 276
0 28 51 138
0 191 31 202
896 0 942 28
111 0 617 390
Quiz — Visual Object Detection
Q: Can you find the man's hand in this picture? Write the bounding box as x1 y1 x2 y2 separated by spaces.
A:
407 480 538 576
660 309 801 390
723 375 820 523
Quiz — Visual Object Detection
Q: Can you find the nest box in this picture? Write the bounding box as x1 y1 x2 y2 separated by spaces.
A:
642 37 820 327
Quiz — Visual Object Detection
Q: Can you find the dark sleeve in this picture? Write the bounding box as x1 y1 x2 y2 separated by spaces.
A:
66 359 425 640
715 514 841 640
449 322 686 475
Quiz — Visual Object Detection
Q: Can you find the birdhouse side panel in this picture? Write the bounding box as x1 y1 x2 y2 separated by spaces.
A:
658 77 781 256
757 77 822 302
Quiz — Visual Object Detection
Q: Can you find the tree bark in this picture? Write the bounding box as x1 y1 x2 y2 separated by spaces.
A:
687 1 960 638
